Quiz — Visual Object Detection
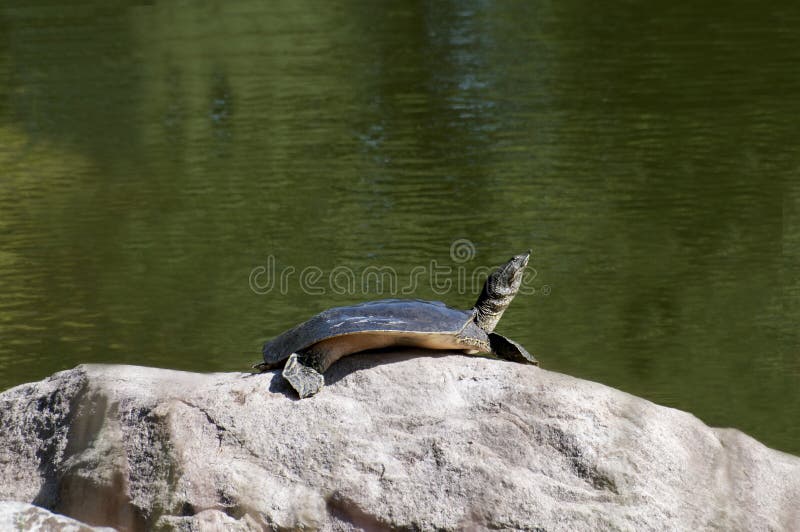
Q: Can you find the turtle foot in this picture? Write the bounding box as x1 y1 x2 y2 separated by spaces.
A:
488 333 539 366
283 353 325 398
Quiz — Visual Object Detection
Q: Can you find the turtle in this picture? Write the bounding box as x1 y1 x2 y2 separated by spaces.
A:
254 251 537 398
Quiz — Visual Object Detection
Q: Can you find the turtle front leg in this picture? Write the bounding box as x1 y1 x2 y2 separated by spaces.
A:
283 353 325 398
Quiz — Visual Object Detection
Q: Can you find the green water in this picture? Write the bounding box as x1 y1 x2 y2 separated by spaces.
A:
1 1 798 454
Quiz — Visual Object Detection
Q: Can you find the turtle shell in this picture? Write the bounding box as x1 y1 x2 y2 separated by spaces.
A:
262 299 488 365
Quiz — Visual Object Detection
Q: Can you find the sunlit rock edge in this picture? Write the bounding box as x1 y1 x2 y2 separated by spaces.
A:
0 355 798 531
0 500 115 531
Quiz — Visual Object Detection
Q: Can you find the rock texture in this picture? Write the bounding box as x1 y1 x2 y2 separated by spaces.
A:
0 501 114 531
0 354 798 531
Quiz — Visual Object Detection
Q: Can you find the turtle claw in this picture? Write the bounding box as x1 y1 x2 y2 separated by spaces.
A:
283 353 325 398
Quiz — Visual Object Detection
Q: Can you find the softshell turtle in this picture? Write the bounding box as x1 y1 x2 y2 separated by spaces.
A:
255 251 537 397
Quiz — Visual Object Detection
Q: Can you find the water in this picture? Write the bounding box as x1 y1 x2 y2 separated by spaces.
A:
1 1 798 454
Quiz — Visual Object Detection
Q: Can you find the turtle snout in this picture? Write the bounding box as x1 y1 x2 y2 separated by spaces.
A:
514 250 531 268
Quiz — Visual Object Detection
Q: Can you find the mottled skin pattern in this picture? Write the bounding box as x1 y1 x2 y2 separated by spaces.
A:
257 251 536 398
473 252 529 333
282 353 325 399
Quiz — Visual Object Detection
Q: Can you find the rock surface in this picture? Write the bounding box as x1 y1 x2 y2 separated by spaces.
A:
0 501 115 531
0 354 798 531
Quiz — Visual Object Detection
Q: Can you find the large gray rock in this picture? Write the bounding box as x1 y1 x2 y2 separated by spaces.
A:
0 354 798 531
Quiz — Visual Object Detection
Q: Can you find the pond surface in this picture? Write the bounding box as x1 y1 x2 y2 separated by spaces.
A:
1 1 798 454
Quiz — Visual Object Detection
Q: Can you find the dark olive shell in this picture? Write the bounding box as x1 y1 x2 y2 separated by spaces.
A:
262 299 487 365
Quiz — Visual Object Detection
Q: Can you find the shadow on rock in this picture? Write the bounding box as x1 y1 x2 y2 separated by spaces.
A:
324 349 468 387
264 370 300 400
239 366 300 401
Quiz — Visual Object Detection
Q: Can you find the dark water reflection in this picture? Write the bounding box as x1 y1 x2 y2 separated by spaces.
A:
1 1 798 453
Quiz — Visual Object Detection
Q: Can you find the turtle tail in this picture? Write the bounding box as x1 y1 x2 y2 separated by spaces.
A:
252 360 280 372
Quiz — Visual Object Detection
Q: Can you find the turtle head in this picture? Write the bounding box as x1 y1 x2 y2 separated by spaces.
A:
473 250 530 332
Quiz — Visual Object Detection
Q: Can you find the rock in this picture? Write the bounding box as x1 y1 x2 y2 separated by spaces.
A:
0 501 115 531
0 354 798 531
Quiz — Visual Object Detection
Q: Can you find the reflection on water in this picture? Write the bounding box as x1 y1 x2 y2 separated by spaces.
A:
0 1 798 453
